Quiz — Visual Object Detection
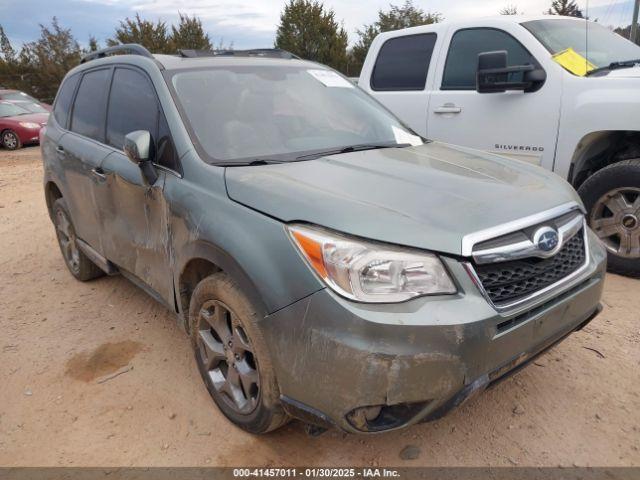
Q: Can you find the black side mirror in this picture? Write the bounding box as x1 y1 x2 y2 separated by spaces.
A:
476 50 546 94
124 130 158 185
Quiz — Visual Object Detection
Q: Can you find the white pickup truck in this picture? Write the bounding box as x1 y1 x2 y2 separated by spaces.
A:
359 15 640 276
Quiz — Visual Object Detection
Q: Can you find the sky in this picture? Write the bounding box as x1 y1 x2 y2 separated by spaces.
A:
0 0 636 49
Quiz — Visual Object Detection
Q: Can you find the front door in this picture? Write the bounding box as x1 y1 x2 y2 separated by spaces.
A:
94 66 173 305
428 27 562 169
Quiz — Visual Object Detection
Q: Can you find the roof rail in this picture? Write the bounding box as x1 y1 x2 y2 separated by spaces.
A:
80 44 155 64
178 48 300 60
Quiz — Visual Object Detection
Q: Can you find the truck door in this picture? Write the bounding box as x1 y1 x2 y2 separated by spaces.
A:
427 27 561 169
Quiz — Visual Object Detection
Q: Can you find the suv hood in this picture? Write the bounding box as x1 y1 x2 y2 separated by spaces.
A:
225 142 581 256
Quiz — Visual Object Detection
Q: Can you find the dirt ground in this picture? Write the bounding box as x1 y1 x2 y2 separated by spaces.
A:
0 146 639 467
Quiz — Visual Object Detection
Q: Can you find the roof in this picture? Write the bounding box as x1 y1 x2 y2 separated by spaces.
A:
376 14 589 37
152 54 319 71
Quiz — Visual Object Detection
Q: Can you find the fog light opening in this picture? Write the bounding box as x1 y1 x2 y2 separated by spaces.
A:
346 401 431 432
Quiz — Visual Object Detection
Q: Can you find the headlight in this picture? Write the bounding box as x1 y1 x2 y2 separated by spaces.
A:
19 122 40 129
287 224 456 303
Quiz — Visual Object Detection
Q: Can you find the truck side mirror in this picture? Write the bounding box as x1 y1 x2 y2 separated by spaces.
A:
124 130 158 185
476 50 546 94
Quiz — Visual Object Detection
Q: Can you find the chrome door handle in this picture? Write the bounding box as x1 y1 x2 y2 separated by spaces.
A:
91 167 106 180
434 104 462 114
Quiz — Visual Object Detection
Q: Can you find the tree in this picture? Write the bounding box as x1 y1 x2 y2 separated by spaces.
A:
171 13 212 50
108 13 173 53
88 36 99 52
350 1 442 75
500 5 520 15
546 0 583 18
275 0 349 73
615 25 640 45
18 18 81 102
0 26 17 64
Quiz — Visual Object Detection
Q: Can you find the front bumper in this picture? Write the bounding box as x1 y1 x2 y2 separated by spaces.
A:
260 229 607 433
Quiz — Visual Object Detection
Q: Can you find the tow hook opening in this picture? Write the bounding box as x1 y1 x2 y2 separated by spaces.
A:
346 401 432 433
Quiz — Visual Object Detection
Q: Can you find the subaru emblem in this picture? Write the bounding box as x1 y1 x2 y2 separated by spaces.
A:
534 227 559 253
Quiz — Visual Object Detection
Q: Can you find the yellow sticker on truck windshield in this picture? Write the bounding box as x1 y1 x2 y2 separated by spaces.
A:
552 48 596 76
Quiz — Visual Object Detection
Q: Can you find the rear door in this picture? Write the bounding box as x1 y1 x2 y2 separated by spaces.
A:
59 67 112 252
427 25 562 169
94 66 175 305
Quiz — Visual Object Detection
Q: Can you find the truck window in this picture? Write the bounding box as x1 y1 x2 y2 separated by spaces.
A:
53 74 79 129
442 28 537 90
70 68 111 142
371 33 437 91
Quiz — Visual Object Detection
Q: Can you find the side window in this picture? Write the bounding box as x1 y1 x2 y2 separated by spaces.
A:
53 74 79 129
442 28 538 90
106 67 179 171
106 68 158 150
371 33 437 91
70 69 111 141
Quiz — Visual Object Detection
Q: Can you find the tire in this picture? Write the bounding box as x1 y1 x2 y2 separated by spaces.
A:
2 130 21 150
52 198 104 281
188 272 289 434
578 159 640 277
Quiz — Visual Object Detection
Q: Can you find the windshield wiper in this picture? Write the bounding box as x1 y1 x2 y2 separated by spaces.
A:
218 158 288 167
586 59 640 76
295 143 411 161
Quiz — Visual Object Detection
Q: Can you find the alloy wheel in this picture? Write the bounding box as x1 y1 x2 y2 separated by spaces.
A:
196 300 260 415
55 209 80 272
590 187 640 258
3 132 17 149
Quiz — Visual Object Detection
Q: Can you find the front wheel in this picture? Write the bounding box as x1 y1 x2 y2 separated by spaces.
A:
578 159 640 277
188 273 289 434
2 130 21 150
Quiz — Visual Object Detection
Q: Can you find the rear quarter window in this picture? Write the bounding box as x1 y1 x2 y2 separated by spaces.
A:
70 68 111 141
53 74 79 129
371 33 437 91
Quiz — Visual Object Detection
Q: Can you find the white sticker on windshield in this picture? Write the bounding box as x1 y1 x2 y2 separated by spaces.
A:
392 126 423 146
307 69 354 88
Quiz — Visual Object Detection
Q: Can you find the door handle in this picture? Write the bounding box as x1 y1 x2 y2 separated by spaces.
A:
55 145 65 155
434 104 462 114
91 167 106 180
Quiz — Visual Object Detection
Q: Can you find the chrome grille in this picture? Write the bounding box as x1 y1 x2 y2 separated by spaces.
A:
472 231 586 305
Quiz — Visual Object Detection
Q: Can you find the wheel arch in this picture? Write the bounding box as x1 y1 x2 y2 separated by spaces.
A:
176 241 269 331
569 130 640 189
44 181 64 221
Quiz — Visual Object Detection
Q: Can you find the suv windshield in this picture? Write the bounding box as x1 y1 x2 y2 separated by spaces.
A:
168 65 422 164
523 19 640 70
0 102 29 117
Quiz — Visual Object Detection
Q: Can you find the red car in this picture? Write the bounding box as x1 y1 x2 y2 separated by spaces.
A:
0 89 51 111
0 101 49 150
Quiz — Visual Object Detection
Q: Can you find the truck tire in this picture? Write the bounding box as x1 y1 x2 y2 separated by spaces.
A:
188 272 289 434
578 159 640 277
52 198 105 281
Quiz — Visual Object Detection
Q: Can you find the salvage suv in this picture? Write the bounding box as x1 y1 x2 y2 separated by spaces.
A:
42 44 606 434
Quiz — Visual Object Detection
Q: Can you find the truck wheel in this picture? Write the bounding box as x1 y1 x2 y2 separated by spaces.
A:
52 198 104 281
188 272 289 434
2 130 21 150
578 159 640 277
